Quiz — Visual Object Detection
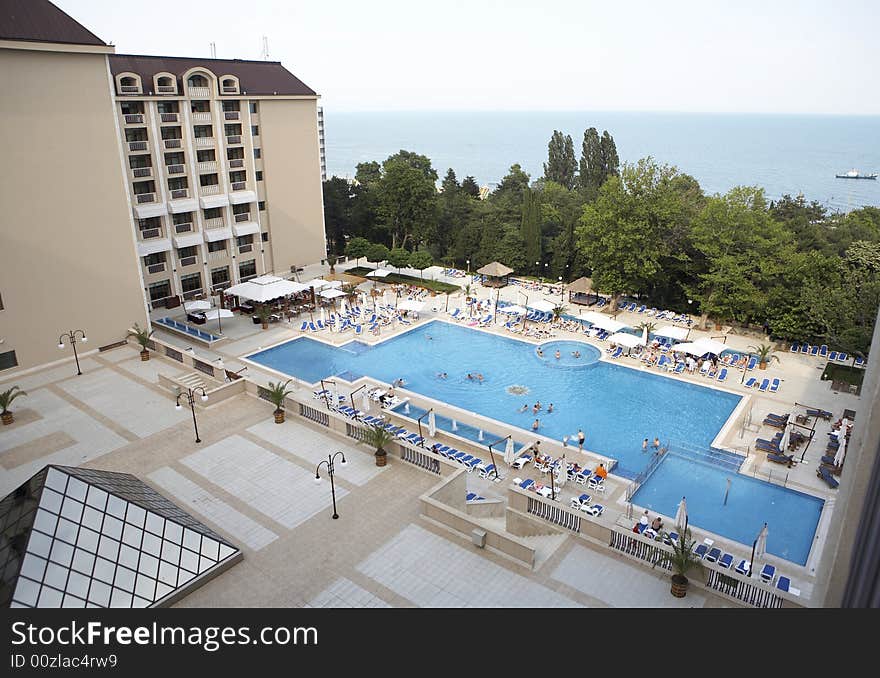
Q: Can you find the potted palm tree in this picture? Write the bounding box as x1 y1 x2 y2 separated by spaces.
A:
656 528 703 598
266 379 294 423
256 304 273 330
636 320 657 343
364 423 395 467
552 304 567 325
748 343 779 370
128 323 154 361
1 385 28 426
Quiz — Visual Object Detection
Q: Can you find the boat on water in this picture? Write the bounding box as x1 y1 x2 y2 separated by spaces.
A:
836 169 877 180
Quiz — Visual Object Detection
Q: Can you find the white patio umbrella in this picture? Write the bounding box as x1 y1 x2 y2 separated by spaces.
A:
781 423 791 454
556 455 567 488
398 298 425 313
184 300 211 311
501 305 528 315
360 390 371 413
674 496 688 532
340 298 348 316
330 382 340 408
320 288 346 300
504 437 515 465
641 325 649 345
834 436 847 467
527 299 555 313
608 332 642 349
203 308 233 333
428 410 436 437
366 268 392 278
655 325 689 341
754 523 769 561
320 307 326 324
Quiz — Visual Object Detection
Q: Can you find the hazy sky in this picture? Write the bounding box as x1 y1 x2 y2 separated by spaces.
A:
55 0 879 114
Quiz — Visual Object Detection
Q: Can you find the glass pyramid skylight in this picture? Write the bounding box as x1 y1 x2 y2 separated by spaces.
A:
0 465 241 608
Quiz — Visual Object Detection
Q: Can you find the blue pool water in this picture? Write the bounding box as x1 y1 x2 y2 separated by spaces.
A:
632 454 824 565
248 321 741 477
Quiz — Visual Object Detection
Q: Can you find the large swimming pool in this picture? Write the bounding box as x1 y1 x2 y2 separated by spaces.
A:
247 320 741 477
632 453 824 565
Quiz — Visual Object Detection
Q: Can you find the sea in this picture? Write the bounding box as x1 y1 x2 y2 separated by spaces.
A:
324 111 880 213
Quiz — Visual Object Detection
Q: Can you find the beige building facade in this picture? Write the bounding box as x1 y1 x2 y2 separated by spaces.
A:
0 35 148 372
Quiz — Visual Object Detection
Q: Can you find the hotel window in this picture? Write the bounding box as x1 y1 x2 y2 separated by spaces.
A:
203 207 223 220
261 232 269 243
258 201 266 211
251 125 259 136
249 102 258 114
193 125 213 138
256 171 263 181
211 267 230 286
148 280 171 303
199 174 219 187
191 100 210 113
207 240 226 253
177 246 198 260
180 273 202 294
0 350 18 371
236 235 254 248
157 101 179 114
143 253 166 266
196 149 216 163
238 260 257 279
253 148 261 159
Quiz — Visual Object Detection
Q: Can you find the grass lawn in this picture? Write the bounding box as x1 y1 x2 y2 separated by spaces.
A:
822 361 864 388
345 267 461 293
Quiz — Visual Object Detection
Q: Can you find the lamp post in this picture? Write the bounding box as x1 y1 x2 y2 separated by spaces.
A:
486 436 508 480
175 386 208 443
549 460 556 500
686 299 693 340
558 276 564 304
466 259 470 275
58 329 88 376
314 451 347 519
416 408 431 448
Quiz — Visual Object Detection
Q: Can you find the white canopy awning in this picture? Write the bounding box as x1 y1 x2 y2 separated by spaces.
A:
672 338 730 357
579 311 629 333
199 194 229 209
167 198 199 214
229 190 257 205
319 288 346 299
232 221 260 237
302 278 332 291
225 275 308 302
527 299 555 313
609 332 643 349
655 325 689 341
203 227 232 242
133 203 168 219
136 238 172 256
173 232 204 249
501 305 528 315
366 268 392 278
398 298 424 312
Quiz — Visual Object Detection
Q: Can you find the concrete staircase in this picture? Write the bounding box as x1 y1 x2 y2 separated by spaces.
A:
177 372 208 391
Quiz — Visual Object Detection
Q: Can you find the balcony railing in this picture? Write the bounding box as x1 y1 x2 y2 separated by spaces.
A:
124 114 144 124
179 256 198 267
157 85 177 94
147 262 166 274
231 182 246 191
234 213 250 223
167 164 185 175
120 85 140 94
195 137 215 148
200 184 220 196
191 112 212 122
135 193 156 204
132 167 152 178
174 222 193 233
197 161 217 173
164 138 182 149
238 244 253 254
208 249 229 261
204 217 225 229
188 86 211 97
224 111 240 120
128 141 148 152
140 228 161 239
228 158 244 168
221 86 238 94
226 135 242 145
170 189 189 199
160 113 179 123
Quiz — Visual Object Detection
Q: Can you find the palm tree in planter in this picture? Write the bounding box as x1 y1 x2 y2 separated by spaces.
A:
655 527 704 598
364 423 395 467
552 305 568 325
128 323 154 361
748 343 779 370
636 320 657 344
256 304 273 330
0 385 28 426
267 379 294 423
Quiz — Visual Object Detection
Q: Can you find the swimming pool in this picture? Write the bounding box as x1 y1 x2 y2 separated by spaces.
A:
632 453 824 565
247 320 741 477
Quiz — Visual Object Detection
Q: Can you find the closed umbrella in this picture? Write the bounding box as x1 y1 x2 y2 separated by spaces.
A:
641 325 649 345
330 382 339 409
781 423 790 454
320 307 326 324
428 410 436 437
674 496 688 532
755 523 769 561
834 436 847 467
504 437 515 465
360 390 371 413
556 454 567 488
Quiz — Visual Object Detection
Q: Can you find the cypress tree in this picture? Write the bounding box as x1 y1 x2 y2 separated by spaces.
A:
600 131 620 178
520 187 542 273
579 127 604 198
544 131 578 189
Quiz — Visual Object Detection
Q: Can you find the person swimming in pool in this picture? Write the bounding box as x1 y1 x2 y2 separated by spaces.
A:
555 350 561 359
437 372 448 379
536 347 544 357
547 403 554 413
571 350 581 358
519 403 529 413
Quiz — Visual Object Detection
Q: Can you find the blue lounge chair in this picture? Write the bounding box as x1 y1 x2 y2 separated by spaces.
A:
855 356 865 368
355 325 363 335
449 308 461 320
769 378 780 393
308 322 317 332
300 321 308 331
716 367 728 382
760 564 776 583
776 576 791 593
519 478 534 490
818 466 839 489
316 320 325 330
610 347 623 359
664 532 680 547
746 356 757 370
800 344 809 354
819 345 828 357
466 492 477 501
828 351 838 361
569 493 591 509
633 522 648 535
705 547 721 563
717 553 734 569
767 452 794 466
735 559 751 575
806 408 832 420
790 342 799 353
837 352 848 362
758 378 770 392
809 345 819 357
583 503 604 517
744 377 758 388
820 454 836 465
637 305 646 313
657 355 671 370
693 543 709 560
674 363 685 375
479 464 496 479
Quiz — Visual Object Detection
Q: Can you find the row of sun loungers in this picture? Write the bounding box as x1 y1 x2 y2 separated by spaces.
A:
790 342 863 366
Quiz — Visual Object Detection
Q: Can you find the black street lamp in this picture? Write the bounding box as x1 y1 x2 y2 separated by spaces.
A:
466 259 470 275
58 329 88 376
175 386 208 443
314 451 347 519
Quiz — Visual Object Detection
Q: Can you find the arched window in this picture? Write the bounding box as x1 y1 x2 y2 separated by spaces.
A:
155 75 176 94
221 77 239 94
187 74 209 88
118 75 141 94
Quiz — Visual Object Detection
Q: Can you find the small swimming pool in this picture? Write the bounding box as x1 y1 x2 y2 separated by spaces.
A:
632 453 824 565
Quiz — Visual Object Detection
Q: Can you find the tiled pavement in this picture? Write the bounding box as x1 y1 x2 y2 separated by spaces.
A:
305 577 392 608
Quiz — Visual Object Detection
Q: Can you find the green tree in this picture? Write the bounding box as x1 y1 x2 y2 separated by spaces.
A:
322 177 354 254
544 130 577 190
578 127 604 198
409 250 434 278
386 247 411 272
461 176 481 198
377 158 438 249
600 130 620 178
366 243 390 267
497 227 528 273
355 161 382 187
520 187 542 274
383 150 438 183
344 237 371 266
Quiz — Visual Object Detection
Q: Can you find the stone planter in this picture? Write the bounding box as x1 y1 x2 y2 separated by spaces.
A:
671 574 689 598
1 411 13 426
140 349 150 362
375 450 387 467
274 409 285 424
